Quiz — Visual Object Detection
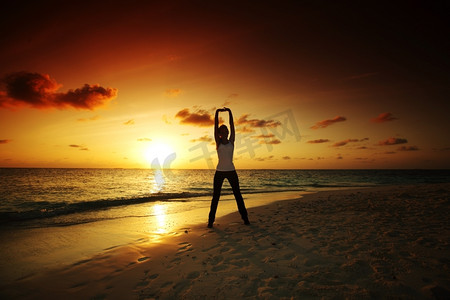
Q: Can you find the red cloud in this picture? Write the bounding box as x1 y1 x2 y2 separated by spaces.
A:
378 137 408 145
371 112 398 123
175 108 214 127
307 139 330 144
0 139 12 144
0 72 117 110
397 146 419 151
310 116 346 129
236 114 281 128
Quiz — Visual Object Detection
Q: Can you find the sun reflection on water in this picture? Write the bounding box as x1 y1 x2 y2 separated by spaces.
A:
152 204 167 234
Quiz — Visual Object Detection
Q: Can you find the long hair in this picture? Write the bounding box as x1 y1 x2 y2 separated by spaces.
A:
217 124 229 149
218 124 228 138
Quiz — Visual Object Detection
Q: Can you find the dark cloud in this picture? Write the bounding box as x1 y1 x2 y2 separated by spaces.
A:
175 108 281 130
282 156 291 160
77 115 100 122
0 72 117 110
137 138 152 142
165 88 182 98
190 135 213 143
123 119 135 125
343 72 379 80
310 116 346 129
175 108 214 127
434 147 450 151
221 93 238 106
333 139 359 147
236 126 254 133
254 155 274 162
69 144 89 151
332 138 368 147
378 137 408 146
371 112 398 123
0 139 12 144
236 114 281 128
397 145 419 151
253 134 275 139
307 139 329 144
259 139 281 145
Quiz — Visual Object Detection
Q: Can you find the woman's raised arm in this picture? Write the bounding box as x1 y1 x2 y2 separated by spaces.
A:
225 107 235 144
214 109 222 145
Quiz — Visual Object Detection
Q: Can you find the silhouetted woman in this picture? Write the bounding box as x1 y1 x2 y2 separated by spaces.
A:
208 107 249 228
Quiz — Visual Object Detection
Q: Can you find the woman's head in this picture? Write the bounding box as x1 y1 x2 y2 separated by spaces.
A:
218 124 229 139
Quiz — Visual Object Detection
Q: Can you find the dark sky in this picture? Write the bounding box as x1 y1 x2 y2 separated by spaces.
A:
1 0 449 168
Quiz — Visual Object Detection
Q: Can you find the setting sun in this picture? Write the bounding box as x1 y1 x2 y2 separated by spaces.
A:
144 142 175 167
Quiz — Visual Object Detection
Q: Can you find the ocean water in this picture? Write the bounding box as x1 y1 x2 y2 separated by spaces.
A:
1 168 449 225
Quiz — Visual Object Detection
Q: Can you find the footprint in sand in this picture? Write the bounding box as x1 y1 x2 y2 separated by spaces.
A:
137 256 150 262
186 271 200 279
212 264 228 272
219 246 231 253
176 242 193 255
161 281 173 288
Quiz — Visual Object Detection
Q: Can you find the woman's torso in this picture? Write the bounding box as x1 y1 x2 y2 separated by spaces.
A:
216 142 235 171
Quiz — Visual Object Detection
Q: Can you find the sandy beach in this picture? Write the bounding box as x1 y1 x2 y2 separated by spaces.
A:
1 183 449 299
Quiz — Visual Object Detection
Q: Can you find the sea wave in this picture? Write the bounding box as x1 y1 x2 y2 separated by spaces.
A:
0 192 209 223
2 168 449 224
0 189 306 223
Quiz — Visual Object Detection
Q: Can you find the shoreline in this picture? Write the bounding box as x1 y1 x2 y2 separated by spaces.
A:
1 183 450 299
0 191 309 284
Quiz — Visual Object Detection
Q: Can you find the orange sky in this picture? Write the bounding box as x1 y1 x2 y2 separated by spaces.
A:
1 1 449 169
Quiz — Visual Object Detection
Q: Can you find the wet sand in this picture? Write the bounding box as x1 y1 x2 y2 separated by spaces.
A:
1 183 449 299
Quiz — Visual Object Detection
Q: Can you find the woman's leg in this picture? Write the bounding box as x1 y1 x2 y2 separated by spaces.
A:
208 171 225 226
227 171 249 224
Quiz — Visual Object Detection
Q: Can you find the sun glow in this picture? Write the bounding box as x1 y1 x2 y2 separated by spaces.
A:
144 142 175 167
